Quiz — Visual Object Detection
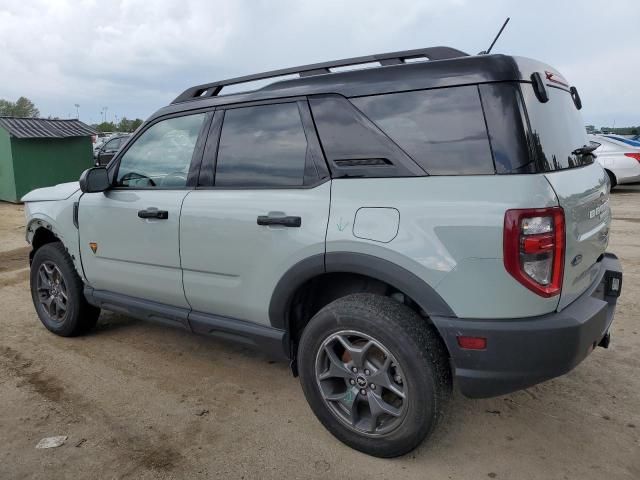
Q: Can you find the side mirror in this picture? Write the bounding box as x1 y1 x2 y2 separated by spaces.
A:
79 167 110 193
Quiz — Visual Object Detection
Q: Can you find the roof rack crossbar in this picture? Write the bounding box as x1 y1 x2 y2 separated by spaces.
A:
172 46 468 104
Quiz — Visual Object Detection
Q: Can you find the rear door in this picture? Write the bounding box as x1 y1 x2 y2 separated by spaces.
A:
79 112 210 310
521 83 610 309
180 100 330 325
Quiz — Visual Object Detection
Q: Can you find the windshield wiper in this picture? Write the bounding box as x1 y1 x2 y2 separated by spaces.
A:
572 144 598 156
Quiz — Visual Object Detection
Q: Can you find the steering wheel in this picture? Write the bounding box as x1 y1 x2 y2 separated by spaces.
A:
119 171 156 187
160 171 188 187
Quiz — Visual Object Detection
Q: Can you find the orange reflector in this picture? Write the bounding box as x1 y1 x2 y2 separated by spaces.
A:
457 336 487 350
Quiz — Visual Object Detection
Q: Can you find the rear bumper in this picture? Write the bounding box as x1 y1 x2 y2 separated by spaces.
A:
432 253 622 398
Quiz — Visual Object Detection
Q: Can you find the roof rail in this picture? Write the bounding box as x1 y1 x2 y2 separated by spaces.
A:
171 46 469 104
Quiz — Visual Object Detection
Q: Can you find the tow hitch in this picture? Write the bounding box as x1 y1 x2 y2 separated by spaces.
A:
598 332 611 349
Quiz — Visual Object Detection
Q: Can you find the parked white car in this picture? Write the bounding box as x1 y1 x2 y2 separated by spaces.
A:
589 134 640 188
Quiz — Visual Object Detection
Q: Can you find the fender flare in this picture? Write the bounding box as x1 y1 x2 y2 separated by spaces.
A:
26 215 86 282
26 217 60 245
268 252 456 330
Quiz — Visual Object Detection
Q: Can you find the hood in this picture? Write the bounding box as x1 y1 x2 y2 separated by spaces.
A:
21 182 80 202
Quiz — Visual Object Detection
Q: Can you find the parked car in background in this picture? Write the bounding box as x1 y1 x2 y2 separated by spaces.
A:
92 136 107 155
94 134 130 166
589 134 640 188
601 134 640 148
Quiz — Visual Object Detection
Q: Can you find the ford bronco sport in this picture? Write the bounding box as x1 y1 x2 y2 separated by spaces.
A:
23 46 622 457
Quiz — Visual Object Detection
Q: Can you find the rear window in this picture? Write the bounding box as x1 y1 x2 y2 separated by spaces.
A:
521 84 591 171
350 86 495 175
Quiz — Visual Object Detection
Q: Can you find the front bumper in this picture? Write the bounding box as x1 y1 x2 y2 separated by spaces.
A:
432 253 622 398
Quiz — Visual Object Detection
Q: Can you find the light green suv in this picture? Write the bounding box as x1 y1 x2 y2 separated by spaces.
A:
23 46 623 457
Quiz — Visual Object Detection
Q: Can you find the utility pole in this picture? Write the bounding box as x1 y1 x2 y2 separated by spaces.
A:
74 104 80 119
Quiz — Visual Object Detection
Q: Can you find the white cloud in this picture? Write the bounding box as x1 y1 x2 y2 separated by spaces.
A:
0 0 637 127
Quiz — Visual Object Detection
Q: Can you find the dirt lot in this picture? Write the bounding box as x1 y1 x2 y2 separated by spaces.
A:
0 190 639 480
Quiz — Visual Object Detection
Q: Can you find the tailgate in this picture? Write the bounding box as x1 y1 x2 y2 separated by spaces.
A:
520 79 611 310
544 163 610 310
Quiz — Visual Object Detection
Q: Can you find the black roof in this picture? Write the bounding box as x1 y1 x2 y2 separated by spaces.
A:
172 46 470 103
0 117 97 139
159 48 559 120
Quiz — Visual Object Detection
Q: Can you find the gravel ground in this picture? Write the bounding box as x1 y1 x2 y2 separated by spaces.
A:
0 187 639 480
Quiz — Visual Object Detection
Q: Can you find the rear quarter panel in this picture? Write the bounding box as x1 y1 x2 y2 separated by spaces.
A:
327 175 561 319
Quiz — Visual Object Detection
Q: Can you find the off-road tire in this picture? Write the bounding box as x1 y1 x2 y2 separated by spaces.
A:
297 293 451 457
30 242 100 336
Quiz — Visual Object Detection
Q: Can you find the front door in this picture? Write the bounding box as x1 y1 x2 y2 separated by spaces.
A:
79 112 210 309
180 102 331 325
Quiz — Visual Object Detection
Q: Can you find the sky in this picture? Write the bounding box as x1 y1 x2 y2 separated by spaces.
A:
0 0 637 127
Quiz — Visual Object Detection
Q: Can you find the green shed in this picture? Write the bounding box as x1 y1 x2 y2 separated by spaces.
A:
0 117 96 203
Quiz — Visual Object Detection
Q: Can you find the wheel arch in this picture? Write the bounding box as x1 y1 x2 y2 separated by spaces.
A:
26 215 85 284
27 219 63 263
269 252 456 358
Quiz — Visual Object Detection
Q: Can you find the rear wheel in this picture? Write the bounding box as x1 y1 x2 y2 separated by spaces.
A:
297 293 451 457
30 242 100 336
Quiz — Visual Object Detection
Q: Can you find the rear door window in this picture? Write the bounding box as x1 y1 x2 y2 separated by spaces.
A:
521 84 590 171
350 86 495 175
215 103 308 187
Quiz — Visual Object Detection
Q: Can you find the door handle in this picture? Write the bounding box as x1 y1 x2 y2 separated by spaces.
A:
138 208 169 220
257 215 301 227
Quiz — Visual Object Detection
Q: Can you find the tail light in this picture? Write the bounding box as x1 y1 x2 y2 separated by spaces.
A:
504 207 565 297
624 153 640 162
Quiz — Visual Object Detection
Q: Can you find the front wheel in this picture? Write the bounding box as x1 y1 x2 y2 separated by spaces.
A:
297 293 451 457
30 242 100 336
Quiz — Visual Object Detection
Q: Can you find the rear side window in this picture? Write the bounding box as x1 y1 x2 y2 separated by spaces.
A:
521 84 590 171
215 103 307 187
350 86 494 175
308 95 425 178
479 83 535 174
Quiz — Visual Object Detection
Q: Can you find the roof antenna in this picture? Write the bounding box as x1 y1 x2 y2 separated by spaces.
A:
478 17 510 55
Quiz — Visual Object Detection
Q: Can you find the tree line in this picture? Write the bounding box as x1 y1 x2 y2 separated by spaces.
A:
94 118 143 134
0 97 40 117
586 125 639 135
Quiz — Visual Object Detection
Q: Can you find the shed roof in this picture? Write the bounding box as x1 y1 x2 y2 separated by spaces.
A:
0 117 97 139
